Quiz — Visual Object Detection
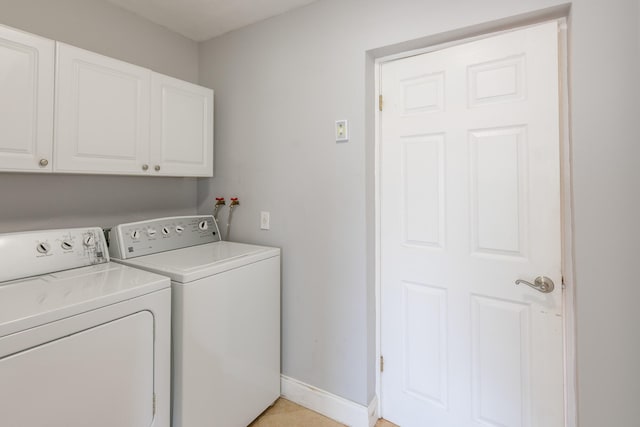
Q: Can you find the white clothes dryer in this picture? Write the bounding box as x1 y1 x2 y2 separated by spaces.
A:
0 227 171 427
108 215 281 427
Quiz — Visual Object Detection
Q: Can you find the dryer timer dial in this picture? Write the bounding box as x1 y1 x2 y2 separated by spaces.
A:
83 235 95 247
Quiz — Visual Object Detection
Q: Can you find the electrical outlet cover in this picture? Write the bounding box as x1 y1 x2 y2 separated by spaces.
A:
260 211 270 230
335 120 349 142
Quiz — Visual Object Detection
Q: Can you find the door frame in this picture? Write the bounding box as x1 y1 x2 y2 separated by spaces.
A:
373 18 577 427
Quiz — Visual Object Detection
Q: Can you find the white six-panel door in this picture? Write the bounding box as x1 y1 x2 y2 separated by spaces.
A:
0 25 54 172
380 22 563 427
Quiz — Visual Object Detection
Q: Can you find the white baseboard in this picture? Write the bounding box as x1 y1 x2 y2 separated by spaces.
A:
367 395 379 427
280 375 379 427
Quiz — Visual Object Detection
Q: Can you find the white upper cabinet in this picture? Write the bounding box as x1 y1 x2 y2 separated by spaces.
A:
0 26 213 177
150 73 213 177
54 43 151 175
0 25 54 173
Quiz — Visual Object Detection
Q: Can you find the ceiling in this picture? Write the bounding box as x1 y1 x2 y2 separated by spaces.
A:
105 0 319 42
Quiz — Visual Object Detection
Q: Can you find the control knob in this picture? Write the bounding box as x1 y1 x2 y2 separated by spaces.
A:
36 242 51 254
147 228 157 237
61 240 73 251
175 226 184 234
162 227 170 236
83 235 96 247
198 220 208 231
131 230 140 240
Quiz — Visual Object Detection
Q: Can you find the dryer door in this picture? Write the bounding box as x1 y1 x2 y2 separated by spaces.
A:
0 311 155 427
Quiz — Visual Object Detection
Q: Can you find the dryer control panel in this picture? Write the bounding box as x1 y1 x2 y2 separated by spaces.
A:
108 215 221 259
0 227 109 283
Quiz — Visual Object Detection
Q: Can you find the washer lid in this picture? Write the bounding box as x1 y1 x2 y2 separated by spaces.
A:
113 241 280 283
0 263 169 337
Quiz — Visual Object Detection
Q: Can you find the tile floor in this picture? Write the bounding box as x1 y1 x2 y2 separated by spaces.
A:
249 398 398 427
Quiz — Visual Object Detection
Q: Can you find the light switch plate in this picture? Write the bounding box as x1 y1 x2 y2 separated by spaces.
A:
335 120 349 142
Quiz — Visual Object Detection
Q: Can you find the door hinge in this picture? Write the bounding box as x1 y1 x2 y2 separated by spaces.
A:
380 355 384 373
152 393 156 415
379 94 383 111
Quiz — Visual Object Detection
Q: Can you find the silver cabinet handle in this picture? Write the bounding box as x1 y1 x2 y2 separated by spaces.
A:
39 159 49 167
154 165 161 172
515 276 555 293
142 164 149 171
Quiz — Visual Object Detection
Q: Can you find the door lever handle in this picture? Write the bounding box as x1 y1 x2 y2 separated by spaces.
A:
515 276 555 293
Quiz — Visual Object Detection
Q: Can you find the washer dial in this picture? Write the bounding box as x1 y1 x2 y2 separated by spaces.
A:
36 242 51 254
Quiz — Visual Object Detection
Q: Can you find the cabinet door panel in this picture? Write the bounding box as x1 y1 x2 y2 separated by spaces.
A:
151 73 213 177
55 43 150 175
0 25 54 172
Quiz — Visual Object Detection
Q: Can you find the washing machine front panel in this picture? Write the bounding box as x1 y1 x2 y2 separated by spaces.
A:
0 311 154 427
172 255 281 427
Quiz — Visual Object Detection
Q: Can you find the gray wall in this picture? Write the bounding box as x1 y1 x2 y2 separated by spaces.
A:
0 0 200 233
0 0 198 82
198 0 640 424
570 1 640 425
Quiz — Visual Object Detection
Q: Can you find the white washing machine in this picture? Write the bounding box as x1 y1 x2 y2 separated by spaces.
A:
0 227 171 427
108 215 281 427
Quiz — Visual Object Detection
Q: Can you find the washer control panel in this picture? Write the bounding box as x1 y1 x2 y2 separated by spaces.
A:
108 215 221 259
0 227 108 283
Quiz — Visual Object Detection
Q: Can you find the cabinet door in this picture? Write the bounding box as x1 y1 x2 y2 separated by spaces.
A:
150 73 213 177
0 25 54 172
54 43 150 175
